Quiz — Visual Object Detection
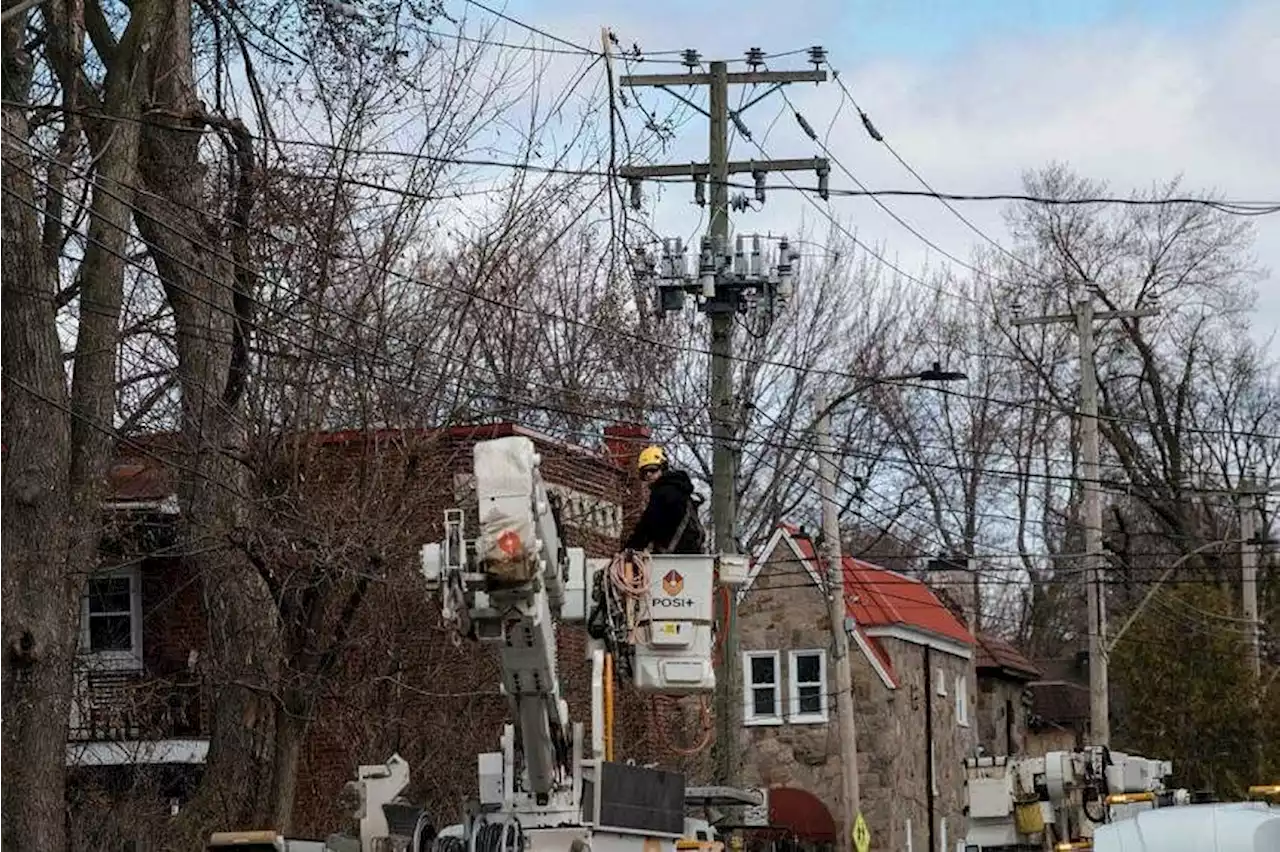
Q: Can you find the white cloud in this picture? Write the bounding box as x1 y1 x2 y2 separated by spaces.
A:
591 0 1280 348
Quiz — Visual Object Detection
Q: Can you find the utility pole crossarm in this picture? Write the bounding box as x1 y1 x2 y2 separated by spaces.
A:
1011 306 1160 327
619 69 829 88
619 158 828 180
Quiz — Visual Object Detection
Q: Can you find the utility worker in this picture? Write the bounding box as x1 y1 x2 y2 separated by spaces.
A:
623 445 705 554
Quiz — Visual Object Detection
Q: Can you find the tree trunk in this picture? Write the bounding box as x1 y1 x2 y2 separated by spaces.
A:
269 694 311 833
130 3 277 841
2 23 76 850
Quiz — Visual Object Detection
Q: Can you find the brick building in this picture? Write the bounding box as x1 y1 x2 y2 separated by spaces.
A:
735 525 977 852
69 421 688 843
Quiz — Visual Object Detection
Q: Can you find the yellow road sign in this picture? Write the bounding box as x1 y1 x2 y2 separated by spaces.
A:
852 813 870 852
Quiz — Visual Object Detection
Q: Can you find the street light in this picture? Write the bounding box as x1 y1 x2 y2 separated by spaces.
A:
813 362 966 847
916 361 968 383
815 362 969 424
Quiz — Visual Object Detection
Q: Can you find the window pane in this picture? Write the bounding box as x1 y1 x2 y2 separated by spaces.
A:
89 614 132 651
752 687 776 717
88 578 131 615
750 655 775 685
798 685 822 715
796 653 820 683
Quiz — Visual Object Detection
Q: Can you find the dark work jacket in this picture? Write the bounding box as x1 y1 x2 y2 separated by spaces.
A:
624 469 704 554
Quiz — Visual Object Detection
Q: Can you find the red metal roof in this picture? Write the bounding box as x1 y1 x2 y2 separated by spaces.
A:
785 530 973 646
108 461 173 502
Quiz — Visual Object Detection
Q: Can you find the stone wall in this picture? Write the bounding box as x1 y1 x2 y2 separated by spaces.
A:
735 545 842 811
735 541 976 852
976 676 1030 756
866 635 974 852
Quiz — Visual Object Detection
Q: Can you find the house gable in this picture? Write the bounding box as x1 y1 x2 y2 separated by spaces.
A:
741 528 898 690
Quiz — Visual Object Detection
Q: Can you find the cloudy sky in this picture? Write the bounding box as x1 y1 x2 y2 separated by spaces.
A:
482 0 1279 350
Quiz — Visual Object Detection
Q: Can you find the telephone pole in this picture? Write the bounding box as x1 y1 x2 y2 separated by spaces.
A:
1012 294 1158 748
816 392 860 852
620 47 829 786
1240 477 1261 680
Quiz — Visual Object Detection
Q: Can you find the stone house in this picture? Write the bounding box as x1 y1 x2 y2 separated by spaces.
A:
915 557 1042 759
68 421 678 845
972 633 1041 757
735 525 977 852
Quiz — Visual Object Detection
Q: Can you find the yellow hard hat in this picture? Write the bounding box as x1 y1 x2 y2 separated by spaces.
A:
637 445 667 470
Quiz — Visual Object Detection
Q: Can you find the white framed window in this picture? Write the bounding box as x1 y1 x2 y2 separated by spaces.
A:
935 667 947 697
742 651 782 725
904 818 913 852
955 674 970 727
930 740 939 795
787 649 828 723
940 817 948 851
80 567 143 670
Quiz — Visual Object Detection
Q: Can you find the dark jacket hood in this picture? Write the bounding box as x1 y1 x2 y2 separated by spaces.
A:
655 468 695 496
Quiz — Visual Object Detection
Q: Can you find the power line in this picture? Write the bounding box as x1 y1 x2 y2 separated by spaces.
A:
459 0 597 55
9 101 1279 214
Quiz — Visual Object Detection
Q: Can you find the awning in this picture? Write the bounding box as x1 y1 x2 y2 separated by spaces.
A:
763 787 836 842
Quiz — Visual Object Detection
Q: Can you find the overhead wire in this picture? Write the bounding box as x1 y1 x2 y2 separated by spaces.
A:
8 102 1279 213
778 84 1032 291
822 64 1052 280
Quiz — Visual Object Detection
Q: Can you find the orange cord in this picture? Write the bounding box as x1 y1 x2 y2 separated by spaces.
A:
616 576 732 761
604 652 615 761
650 693 716 756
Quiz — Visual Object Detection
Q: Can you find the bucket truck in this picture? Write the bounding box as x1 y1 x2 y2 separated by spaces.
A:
413 435 747 852
961 747 1191 851
206 436 748 852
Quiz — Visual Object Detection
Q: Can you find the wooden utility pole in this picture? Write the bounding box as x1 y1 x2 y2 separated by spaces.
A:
1241 478 1261 680
619 50 828 786
816 392 860 852
1012 295 1158 748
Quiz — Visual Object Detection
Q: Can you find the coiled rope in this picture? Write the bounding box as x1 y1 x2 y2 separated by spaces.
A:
607 550 652 645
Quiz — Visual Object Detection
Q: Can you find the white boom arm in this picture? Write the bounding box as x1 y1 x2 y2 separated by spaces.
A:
422 437 579 804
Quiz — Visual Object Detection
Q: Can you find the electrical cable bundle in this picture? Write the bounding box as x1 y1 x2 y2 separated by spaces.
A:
649 693 715 756
607 550 653 645
469 820 524 852
433 836 466 852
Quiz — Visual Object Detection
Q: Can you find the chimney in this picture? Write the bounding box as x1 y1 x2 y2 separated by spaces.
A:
602 422 651 472
926 554 979 632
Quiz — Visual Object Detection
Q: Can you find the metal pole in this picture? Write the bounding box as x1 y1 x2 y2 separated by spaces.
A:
1076 297 1110 747
707 59 741 786
817 393 859 852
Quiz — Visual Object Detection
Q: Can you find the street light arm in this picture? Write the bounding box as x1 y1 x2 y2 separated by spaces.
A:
810 363 968 426
1106 537 1241 654
810 372 929 427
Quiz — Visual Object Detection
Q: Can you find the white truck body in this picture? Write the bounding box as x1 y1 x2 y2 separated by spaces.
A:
1091 801 1280 852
